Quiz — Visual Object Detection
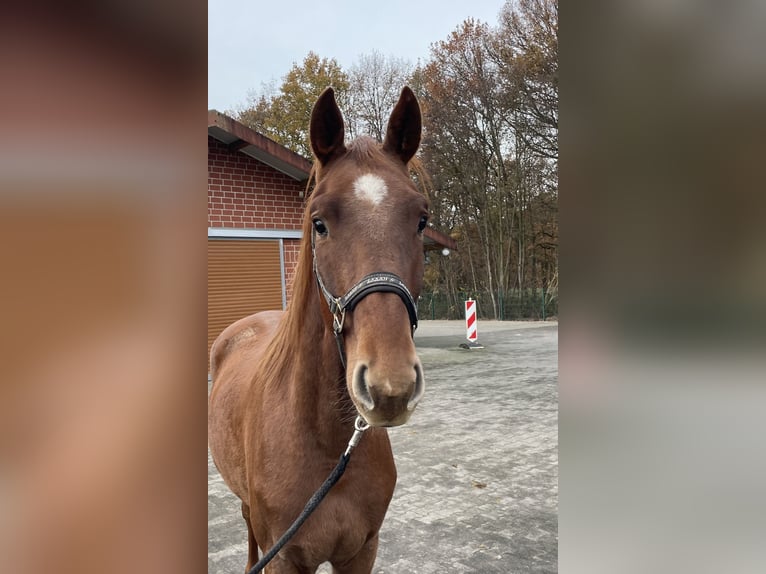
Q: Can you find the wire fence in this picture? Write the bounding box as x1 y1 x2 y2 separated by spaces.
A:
417 288 557 321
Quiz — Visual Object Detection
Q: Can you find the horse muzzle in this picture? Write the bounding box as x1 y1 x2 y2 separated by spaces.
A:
351 359 425 427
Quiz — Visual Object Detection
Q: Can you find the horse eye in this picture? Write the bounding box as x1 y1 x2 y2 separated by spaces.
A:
313 218 328 236
417 215 428 234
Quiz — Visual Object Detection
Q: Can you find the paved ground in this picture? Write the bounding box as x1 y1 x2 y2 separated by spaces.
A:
209 320 558 573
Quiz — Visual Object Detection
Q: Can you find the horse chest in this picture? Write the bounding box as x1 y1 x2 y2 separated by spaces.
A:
255 444 396 523
279 476 394 567
252 440 396 561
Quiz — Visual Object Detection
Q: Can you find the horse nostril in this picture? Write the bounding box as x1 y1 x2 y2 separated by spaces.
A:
408 362 425 410
352 364 374 411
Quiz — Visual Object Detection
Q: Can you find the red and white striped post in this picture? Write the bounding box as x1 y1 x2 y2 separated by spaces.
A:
465 298 478 343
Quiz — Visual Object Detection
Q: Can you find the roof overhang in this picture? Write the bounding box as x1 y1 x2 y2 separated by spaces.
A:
423 226 458 252
208 110 312 182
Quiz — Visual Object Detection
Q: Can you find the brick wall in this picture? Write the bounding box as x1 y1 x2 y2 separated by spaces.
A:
208 136 306 229
208 136 308 303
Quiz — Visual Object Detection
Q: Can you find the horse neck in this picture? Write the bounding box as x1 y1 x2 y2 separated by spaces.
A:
268 267 354 452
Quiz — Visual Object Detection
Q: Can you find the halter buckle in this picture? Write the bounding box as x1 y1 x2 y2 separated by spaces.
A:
331 300 346 334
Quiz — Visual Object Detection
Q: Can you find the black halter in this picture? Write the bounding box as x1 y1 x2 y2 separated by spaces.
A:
311 230 419 368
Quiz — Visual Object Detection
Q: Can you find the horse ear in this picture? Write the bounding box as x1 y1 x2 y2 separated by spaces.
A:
310 87 346 166
383 86 422 165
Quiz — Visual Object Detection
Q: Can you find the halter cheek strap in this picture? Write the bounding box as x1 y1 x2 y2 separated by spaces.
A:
312 231 419 368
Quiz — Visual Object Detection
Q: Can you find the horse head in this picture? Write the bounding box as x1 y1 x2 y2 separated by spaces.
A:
308 86 427 427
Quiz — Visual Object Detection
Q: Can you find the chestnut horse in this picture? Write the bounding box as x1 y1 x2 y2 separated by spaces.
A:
208 86 428 573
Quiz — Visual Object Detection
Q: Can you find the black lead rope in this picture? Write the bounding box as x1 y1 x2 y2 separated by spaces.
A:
246 417 370 574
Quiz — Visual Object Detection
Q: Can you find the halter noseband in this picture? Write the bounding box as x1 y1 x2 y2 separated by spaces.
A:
311 230 419 368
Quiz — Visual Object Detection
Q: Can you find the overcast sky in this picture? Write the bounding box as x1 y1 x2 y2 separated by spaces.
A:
208 0 506 113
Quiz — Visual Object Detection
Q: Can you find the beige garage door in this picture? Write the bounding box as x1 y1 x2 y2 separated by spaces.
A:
208 239 283 362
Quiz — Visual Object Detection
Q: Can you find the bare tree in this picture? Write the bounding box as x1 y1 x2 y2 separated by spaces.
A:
345 51 414 141
494 0 559 160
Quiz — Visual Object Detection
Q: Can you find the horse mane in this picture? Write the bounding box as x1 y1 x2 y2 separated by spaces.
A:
258 138 431 386
256 207 319 389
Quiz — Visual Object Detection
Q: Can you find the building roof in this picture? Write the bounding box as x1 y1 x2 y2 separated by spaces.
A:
208 110 313 182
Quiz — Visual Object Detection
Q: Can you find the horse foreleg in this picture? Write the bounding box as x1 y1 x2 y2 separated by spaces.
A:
241 502 258 573
332 534 378 574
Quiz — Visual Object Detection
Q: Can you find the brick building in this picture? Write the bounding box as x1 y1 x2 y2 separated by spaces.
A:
207 110 456 356
208 110 311 355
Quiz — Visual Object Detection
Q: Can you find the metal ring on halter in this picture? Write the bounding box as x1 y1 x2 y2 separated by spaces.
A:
344 415 371 456
354 415 370 432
